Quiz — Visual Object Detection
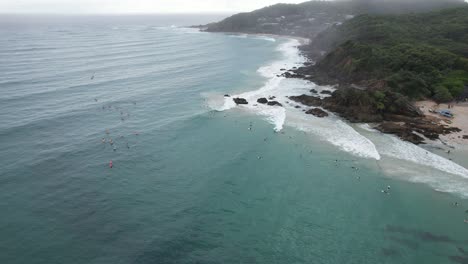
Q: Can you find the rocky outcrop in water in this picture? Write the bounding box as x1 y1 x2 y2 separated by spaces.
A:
233 98 248 105
257 98 268 104
267 101 283 107
290 91 460 144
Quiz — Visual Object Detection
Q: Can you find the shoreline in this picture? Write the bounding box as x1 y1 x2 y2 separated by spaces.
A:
208 29 468 185
217 30 468 149
416 100 468 146
196 28 311 45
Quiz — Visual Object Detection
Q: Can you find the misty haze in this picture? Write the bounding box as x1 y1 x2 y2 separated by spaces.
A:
1 1 468 264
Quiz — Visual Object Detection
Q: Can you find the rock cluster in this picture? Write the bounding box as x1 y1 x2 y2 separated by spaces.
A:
289 93 461 144
306 108 329 118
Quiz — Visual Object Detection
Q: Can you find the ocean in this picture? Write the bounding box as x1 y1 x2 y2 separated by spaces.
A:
1 15 468 264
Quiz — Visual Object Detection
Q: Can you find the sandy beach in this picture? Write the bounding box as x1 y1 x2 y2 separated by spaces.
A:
416 100 468 145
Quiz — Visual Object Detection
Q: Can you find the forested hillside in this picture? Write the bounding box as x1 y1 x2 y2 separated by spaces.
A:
306 7 468 102
204 0 466 39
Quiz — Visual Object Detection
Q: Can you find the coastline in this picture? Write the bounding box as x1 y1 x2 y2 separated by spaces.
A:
204 28 468 198
416 100 468 146
219 31 311 45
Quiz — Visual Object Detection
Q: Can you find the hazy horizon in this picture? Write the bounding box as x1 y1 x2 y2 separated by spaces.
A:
0 0 306 14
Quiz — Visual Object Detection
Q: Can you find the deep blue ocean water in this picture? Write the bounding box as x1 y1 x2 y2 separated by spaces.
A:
1 15 468 264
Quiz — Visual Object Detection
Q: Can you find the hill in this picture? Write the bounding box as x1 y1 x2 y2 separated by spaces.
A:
204 0 466 38
301 7 468 102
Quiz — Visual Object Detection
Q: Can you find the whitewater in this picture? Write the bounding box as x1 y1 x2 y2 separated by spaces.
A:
210 36 468 197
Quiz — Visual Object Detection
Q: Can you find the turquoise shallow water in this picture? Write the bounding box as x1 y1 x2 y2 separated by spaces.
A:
1 15 468 264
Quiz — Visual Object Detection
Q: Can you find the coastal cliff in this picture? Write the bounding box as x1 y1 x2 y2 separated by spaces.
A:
203 0 468 144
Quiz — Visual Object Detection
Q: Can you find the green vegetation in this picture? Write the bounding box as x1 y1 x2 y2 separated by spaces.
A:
205 0 468 103
205 0 465 38
313 7 468 102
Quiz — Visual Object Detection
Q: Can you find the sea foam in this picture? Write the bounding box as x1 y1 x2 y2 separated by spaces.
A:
209 34 468 196
215 38 381 160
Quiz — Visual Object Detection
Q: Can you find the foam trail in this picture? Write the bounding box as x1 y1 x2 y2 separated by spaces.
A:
210 34 468 196
357 124 468 178
380 135 468 178
214 37 381 159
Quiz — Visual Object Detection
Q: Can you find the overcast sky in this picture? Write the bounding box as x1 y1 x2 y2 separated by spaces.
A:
0 0 308 14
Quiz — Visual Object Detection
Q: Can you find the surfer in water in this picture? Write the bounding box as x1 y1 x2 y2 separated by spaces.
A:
109 160 113 168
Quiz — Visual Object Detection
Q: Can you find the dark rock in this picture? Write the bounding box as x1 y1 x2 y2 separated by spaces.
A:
224 94 230 97
295 105 301 109
280 68 286 71
306 108 329 118
376 122 425 145
289 94 322 107
310 89 318 94
283 72 293 78
233 98 248 105
320 90 333 95
268 96 276 100
463 135 468 140
267 101 283 107
257 98 268 104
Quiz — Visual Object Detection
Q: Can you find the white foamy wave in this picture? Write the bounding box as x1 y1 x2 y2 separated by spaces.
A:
210 37 380 158
358 123 378 132
212 39 305 130
228 34 248 39
209 34 468 195
228 34 276 42
253 36 277 42
201 93 231 111
286 110 381 160
378 135 468 178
